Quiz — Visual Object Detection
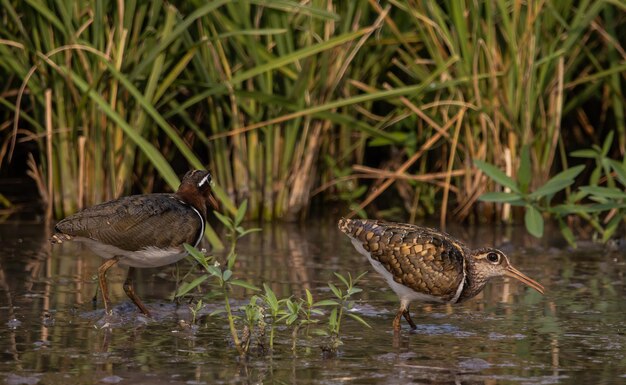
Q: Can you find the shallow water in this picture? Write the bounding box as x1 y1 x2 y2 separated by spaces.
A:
1 219 625 384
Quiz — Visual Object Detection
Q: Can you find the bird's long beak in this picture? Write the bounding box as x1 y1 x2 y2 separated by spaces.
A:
208 191 220 211
505 265 545 294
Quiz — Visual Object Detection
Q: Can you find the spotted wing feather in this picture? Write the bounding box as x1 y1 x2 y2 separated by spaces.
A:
340 219 466 300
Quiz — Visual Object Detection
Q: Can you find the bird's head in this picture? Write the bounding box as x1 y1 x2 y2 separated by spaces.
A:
176 170 220 217
470 248 544 295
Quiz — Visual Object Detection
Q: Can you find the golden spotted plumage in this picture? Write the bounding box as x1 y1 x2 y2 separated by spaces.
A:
339 218 545 331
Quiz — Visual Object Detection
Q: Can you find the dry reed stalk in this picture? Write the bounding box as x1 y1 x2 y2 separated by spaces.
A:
287 120 327 219
351 167 467 181
440 108 465 229
347 108 466 218
78 136 86 210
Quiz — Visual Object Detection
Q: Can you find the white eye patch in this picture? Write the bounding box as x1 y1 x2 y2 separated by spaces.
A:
197 173 211 188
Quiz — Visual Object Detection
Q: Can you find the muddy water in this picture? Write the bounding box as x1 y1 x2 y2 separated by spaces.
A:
1 219 625 384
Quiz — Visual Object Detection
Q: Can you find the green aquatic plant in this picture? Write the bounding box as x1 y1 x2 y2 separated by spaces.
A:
320 272 371 354
558 134 626 243
279 288 337 354
476 135 626 245
260 284 287 352
240 295 266 354
175 200 260 356
188 299 203 326
475 146 585 239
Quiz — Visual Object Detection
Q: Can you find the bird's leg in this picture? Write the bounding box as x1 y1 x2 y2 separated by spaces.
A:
402 305 417 330
393 299 408 331
97 257 120 315
123 267 151 317
393 300 416 331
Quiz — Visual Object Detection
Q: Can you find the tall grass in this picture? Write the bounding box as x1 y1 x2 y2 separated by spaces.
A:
350 0 626 228
1 1 624 234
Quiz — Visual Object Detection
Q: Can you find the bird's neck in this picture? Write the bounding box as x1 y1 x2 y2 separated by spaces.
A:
457 256 488 303
175 186 207 219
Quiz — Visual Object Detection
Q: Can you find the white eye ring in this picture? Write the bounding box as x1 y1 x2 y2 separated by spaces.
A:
487 252 500 263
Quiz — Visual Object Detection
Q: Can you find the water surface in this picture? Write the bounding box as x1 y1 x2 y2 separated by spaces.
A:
1 219 625 384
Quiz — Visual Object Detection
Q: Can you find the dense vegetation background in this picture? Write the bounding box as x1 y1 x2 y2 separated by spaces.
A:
0 0 624 244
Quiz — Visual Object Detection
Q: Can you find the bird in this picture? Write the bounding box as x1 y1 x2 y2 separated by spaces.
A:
51 170 219 317
338 218 544 331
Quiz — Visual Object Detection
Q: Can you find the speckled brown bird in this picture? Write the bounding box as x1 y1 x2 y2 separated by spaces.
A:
338 218 544 331
51 170 219 316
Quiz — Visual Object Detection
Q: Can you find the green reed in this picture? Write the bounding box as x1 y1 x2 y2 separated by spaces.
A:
1 0 624 241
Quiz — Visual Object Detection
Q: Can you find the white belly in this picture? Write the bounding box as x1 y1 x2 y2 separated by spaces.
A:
74 237 187 268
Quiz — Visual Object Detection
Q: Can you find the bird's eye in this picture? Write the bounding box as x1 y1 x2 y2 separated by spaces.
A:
487 252 500 263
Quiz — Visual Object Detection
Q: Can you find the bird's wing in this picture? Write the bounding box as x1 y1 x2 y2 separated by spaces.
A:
353 221 466 300
55 194 203 251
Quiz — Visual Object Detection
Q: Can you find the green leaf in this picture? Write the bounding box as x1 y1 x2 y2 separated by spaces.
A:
528 165 585 199
602 214 623 242
206 265 222 278
184 243 210 270
222 269 232 282
524 206 544 238
608 159 626 186
263 283 279 310
227 253 237 271
347 287 362 296
528 178 574 200
570 149 598 158
368 132 407 147
347 313 372 328
551 164 586 182
601 131 614 156
305 289 313 306
312 328 329 337
479 192 524 203
235 200 247 226
313 299 339 307
285 300 298 313
518 145 532 193
557 219 577 248
229 280 261 291
238 228 262 237
286 314 298 325
210 308 227 317
474 160 520 193
328 283 342 299
328 308 338 327
579 186 626 199
588 202 626 211
213 211 233 228
333 272 349 288
550 204 594 215
353 271 368 282
183 243 204 259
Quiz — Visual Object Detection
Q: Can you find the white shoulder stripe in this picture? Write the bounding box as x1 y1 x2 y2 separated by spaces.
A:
168 196 205 247
188 205 205 247
450 254 466 303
